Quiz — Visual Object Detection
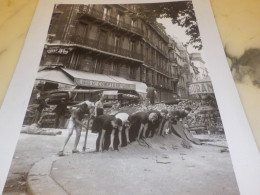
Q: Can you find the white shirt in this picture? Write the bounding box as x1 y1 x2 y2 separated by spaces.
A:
95 100 104 109
115 113 129 125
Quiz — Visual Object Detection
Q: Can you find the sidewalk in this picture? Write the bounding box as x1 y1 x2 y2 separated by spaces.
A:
26 134 239 195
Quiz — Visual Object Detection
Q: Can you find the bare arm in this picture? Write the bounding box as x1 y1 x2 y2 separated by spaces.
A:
99 129 106 152
109 129 115 150
137 123 144 140
118 126 123 147
74 118 88 129
157 119 164 135
125 126 130 144
142 123 149 138
94 104 98 117
72 110 88 128
95 108 99 117
162 120 169 136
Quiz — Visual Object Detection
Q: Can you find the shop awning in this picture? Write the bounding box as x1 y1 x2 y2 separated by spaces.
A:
129 81 147 94
189 76 214 95
36 69 75 86
62 68 136 91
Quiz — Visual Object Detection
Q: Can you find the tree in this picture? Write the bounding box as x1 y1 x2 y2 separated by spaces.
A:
136 1 202 50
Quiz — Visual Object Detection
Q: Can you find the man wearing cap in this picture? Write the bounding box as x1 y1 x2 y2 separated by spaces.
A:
58 103 92 156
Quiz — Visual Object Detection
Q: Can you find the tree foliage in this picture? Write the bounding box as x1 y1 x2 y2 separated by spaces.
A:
136 1 202 50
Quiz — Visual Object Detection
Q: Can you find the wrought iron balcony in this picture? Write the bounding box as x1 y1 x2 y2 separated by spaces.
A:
118 4 137 13
150 23 169 43
144 59 154 67
70 35 143 61
80 6 144 37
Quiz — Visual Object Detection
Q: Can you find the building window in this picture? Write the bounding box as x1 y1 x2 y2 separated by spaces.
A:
152 71 155 84
151 50 154 66
145 27 148 38
131 5 136 11
146 70 149 84
112 63 119 76
142 68 146 82
146 47 149 61
83 4 94 13
140 43 143 59
116 12 123 25
69 52 77 69
129 66 136 79
130 41 135 57
115 64 120 76
103 7 111 20
98 30 108 49
131 19 136 29
114 35 120 54
94 59 103 74
75 23 88 42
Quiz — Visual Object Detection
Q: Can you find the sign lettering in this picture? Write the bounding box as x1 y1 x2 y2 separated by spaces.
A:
74 78 136 90
47 47 72 55
189 82 214 95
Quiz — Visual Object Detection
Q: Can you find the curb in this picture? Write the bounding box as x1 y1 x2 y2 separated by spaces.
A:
27 156 67 195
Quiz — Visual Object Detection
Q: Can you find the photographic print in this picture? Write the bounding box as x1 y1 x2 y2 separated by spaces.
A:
0 1 252 194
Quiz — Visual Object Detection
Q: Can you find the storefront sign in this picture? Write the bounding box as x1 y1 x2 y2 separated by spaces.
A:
189 82 214 95
46 47 72 55
74 78 136 90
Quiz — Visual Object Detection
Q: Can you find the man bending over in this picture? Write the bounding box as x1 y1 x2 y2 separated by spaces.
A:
95 114 122 152
58 103 91 156
115 112 130 147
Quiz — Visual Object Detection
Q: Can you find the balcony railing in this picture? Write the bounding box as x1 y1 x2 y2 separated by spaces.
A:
81 6 144 36
150 23 169 43
144 59 153 67
70 36 143 61
118 4 137 13
143 37 168 58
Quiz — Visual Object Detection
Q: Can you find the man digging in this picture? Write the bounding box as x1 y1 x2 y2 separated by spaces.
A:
58 103 91 156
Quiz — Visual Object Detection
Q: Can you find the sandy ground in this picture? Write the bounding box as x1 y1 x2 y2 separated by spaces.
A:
4 130 239 195
3 130 88 194
52 134 239 195
193 134 228 148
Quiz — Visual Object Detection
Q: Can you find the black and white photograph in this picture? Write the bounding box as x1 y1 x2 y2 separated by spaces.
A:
1 1 246 194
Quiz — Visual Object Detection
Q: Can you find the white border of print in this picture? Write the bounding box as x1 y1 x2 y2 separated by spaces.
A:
0 0 260 194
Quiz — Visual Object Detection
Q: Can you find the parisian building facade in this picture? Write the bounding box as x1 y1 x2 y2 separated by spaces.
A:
169 37 193 98
40 4 192 101
189 52 208 82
